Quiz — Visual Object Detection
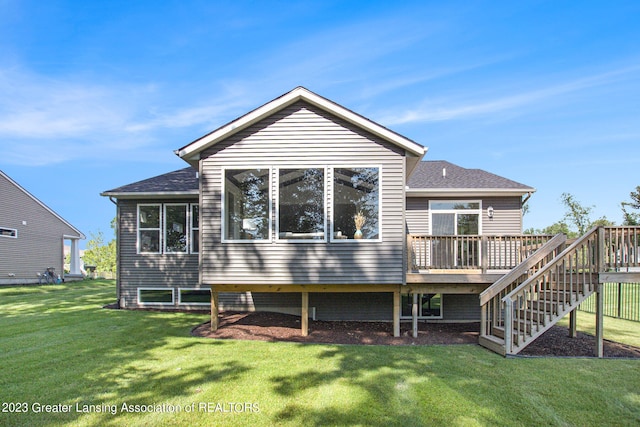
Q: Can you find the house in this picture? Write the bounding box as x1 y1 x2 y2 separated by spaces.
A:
103 87 639 356
0 170 85 285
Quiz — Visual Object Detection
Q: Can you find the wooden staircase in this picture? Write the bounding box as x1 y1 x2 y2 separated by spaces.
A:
479 227 613 356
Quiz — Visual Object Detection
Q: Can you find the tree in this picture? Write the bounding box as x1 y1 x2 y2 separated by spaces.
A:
83 231 116 273
82 218 117 273
560 192 613 235
621 185 640 225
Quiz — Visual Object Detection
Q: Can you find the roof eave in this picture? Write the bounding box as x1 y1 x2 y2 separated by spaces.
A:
100 191 200 199
177 87 426 161
406 188 536 198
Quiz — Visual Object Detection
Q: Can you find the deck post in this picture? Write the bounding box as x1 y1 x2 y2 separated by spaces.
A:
569 309 577 338
595 283 604 358
210 286 219 331
301 292 309 337
412 293 418 338
393 290 400 337
481 236 488 273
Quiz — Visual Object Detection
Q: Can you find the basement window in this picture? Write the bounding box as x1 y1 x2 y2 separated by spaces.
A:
0 227 17 238
401 293 442 319
178 288 210 305
138 288 174 305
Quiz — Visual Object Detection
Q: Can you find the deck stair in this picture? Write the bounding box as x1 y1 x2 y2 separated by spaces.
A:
479 228 607 356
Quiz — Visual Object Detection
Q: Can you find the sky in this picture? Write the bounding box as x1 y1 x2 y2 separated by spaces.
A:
1 0 639 247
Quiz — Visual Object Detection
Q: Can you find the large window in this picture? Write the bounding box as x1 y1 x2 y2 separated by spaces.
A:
138 204 161 253
137 203 198 254
278 168 325 240
333 167 380 240
224 169 271 241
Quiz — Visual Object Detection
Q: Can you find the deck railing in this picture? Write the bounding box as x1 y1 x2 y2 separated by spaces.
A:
602 226 640 270
407 234 555 272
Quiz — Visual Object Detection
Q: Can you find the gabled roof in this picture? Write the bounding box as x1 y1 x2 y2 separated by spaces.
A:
101 167 199 199
407 161 535 197
0 170 85 239
176 86 428 167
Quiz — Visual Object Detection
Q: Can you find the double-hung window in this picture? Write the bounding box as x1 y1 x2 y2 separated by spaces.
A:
223 169 271 241
164 204 188 253
138 204 161 253
332 167 380 241
278 168 326 241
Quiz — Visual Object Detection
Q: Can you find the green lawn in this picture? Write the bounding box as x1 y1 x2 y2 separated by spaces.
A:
1 280 639 427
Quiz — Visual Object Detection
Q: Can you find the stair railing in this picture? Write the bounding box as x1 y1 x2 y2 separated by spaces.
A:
502 226 601 354
479 233 567 341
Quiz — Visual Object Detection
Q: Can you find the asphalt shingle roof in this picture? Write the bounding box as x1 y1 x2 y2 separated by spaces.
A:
408 161 533 190
103 167 198 194
103 161 533 196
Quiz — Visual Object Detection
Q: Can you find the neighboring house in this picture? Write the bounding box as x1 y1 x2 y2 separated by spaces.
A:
0 170 85 284
103 87 638 356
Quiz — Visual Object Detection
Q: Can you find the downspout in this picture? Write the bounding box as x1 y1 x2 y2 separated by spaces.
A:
522 191 533 205
108 196 122 308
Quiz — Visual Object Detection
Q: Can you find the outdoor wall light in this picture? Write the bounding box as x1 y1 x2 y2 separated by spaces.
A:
487 206 494 219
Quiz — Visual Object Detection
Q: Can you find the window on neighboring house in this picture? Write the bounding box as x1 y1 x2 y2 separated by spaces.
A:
401 293 442 318
332 167 380 241
178 288 210 305
278 168 325 240
224 169 271 241
191 204 200 254
138 288 174 305
164 204 188 253
138 204 161 253
0 227 17 238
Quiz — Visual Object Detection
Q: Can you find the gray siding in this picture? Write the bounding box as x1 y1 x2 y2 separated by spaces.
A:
442 294 481 321
200 101 407 286
406 196 523 235
117 199 200 307
0 173 81 283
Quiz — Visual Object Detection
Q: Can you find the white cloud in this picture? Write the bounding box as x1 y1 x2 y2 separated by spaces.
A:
381 63 640 125
0 68 245 166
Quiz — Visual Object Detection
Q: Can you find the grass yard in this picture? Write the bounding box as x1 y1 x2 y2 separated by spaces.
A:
0 280 639 427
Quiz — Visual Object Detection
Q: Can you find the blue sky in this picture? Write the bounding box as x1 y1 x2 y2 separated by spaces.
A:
1 0 639 247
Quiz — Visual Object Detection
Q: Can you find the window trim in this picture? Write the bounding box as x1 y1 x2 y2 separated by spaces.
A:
221 167 273 243
428 199 482 235
275 166 328 243
0 227 17 239
137 204 162 254
330 165 383 243
137 287 175 306
178 287 211 305
163 203 189 254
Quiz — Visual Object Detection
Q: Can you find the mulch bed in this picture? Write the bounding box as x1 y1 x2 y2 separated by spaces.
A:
191 311 640 358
